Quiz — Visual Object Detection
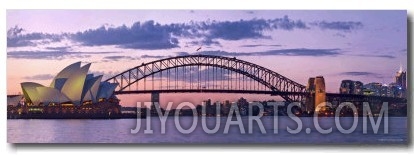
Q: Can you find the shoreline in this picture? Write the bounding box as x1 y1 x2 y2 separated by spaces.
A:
7 114 405 119
7 113 145 119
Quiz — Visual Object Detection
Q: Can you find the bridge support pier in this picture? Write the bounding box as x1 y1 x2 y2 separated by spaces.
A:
150 91 160 115
306 76 326 113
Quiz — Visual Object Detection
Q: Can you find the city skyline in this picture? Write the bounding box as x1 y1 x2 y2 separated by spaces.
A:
7 10 407 107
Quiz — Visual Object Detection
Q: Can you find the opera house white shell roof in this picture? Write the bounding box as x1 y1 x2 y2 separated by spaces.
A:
21 62 118 106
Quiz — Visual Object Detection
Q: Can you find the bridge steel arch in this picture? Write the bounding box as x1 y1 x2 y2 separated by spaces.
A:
105 55 307 102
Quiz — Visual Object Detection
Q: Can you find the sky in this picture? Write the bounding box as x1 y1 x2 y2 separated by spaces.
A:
6 10 407 107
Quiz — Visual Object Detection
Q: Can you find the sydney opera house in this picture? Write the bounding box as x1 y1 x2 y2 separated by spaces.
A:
7 62 123 118
21 62 118 106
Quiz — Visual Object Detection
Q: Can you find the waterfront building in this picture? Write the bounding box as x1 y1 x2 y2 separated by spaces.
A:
363 82 382 96
388 83 400 97
395 65 406 98
354 81 364 95
339 80 354 94
11 62 121 117
21 62 118 106
339 80 363 95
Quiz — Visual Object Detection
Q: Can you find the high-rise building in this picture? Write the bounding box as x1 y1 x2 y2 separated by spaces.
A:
388 83 399 97
357 66 407 98
380 85 390 96
354 81 364 95
339 80 363 95
339 80 354 94
395 65 406 98
363 82 382 96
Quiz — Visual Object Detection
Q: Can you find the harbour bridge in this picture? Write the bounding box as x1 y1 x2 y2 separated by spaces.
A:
104 55 407 111
105 55 307 102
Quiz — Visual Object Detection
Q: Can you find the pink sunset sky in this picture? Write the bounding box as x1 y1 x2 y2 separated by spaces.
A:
6 10 407 107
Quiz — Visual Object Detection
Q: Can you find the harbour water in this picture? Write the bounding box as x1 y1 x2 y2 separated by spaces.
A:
7 116 407 144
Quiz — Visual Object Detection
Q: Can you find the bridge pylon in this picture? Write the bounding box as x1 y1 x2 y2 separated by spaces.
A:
306 76 326 113
150 91 160 115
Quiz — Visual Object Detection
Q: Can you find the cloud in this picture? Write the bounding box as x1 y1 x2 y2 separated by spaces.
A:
44 46 71 51
353 54 395 59
72 21 181 50
312 21 363 32
7 38 35 47
7 50 114 60
7 26 63 47
102 56 140 62
270 15 309 30
70 16 309 49
140 54 171 59
195 50 243 56
8 17 362 50
7 25 24 37
399 49 407 53
183 49 394 59
202 19 271 41
201 16 308 43
261 48 341 56
239 44 282 48
194 48 341 57
23 74 54 80
340 71 383 78
333 33 346 38
246 11 255 14
189 39 221 46
175 52 190 56
7 51 88 60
